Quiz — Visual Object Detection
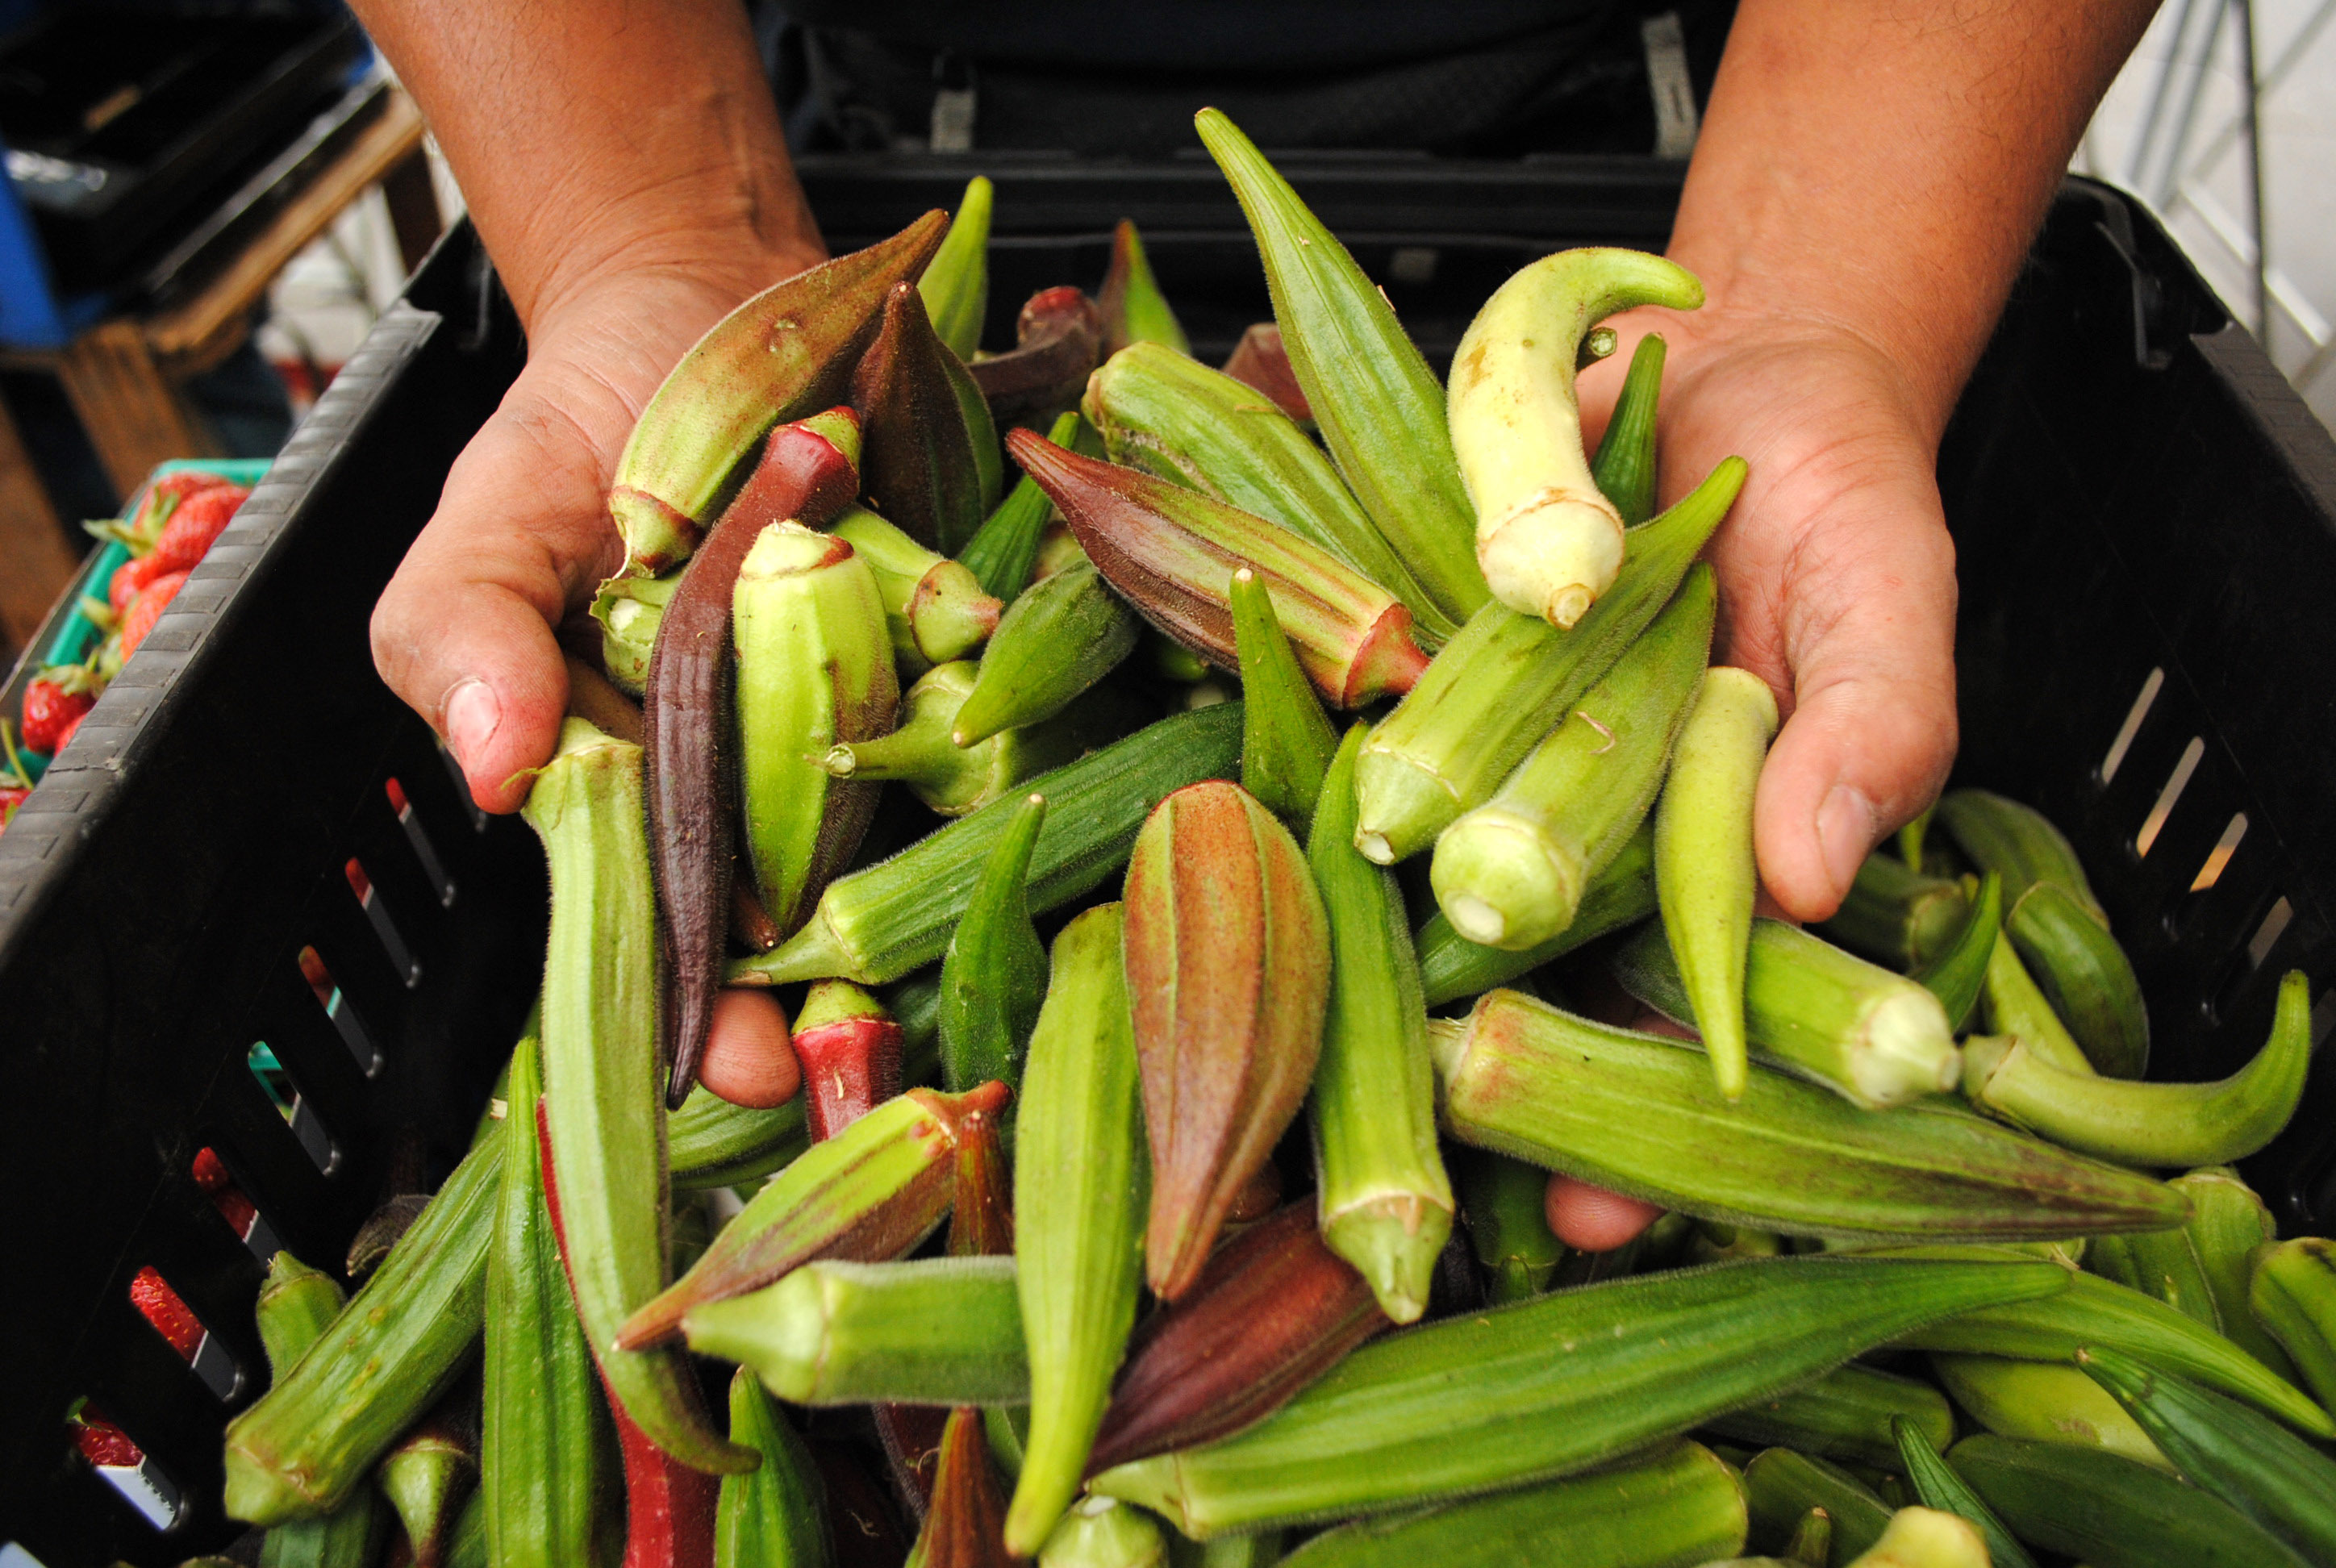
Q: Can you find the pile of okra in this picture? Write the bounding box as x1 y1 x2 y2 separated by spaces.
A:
210 108 2336 1568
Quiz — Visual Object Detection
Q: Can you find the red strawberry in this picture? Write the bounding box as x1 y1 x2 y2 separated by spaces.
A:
191 1146 259 1236
129 1267 204 1360
120 572 189 660
69 1407 142 1468
107 552 165 615
50 707 86 754
0 784 27 829
22 674 95 753
145 484 245 576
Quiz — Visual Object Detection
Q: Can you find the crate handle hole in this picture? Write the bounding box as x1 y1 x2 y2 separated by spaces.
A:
67 1404 181 1532
2097 666 2163 787
296 945 382 1077
345 857 423 989
386 775 458 907
128 1266 242 1402
191 1145 284 1261
2132 735 2204 860
2209 895 2296 1024
248 1043 340 1177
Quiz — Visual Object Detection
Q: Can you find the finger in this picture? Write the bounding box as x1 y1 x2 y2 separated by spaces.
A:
1545 1175 1664 1253
698 988 800 1107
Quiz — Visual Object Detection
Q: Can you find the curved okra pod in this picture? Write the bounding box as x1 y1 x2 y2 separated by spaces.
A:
1193 109 1486 628
1416 818 1656 1007
1084 342 1449 640
1125 782 1332 1299
968 286 1107 429
1008 904 1150 1556
248 1255 386 1558
1946 1434 2305 1568
2005 878 2150 1079
1934 788 2107 918
1097 219 1190 357
854 281 1003 554
1454 1146 1565 1303
1430 989 2188 1245
952 559 1141 748
1234 569 1338 836
1614 919 1961 1111
938 793 1049 1099
1742 1449 1892 1566
1978 932 2096 1075
609 211 944 573
1304 727 1451 1320
2249 1236 2336 1416
1960 969 2311 1167
920 175 993 362
1587 332 1666 526
715 1368 829 1568
1654 665 1779 1099
959 411 1081 603
1908 872 2002 1033
829 507 1003 672
1008 429 1430 707
1893 1415 2039 1568
824 661 1135 818
1820 853 1971 970
1449 248 1705 628
1353 457 1745 865
1429 563 1714 952
790 981 904 1141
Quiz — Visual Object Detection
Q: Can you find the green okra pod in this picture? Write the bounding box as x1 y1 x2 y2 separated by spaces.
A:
1836 1510 1990 1568
1613 919 1962 1111
1933 789 2106 918
669 1085 809 1191
1431 990 2190 1245
920 175 994 362
2080 1346 2336 1568
1654 665 1779 1099
853 281 1003 553
1892 1416 2037 1568
1008 904 1150 1556
1908 872 2000 1033
1819 854 1970 972
938 791 1049 1099
1272 1441 1746 1568
2249 1236 2336 1416
380 1406 477 1568
1742 1449 1891 1568
1454 1146 1565 1303
1783 1506 1835 1568
716 1368 830 1568
1930 1354 2167 1466
1978 933 2095 1074
1235 569 1339 837
1089 1255 2063 1537
1352 457 1743 865
824 661 1135 819
1704 1362 1954 1473
2087 1226 2221 1330
952 559 1141 748
1305 724 1452 1322
1430 562 1714 953
685 1257 1026 1407
1960 969 2312 1168
591 569 681 698
1587 332 1666 527
2167 1166 2297 1379
1947 1433 2308 1568
1416 817 1656 1007
1098 219 1191 358
1037 1496 1169 1568
250 1254 387 1564
1194 108 1486 628
734 702 1244 986
960 411 1080 603
829 507 1003 673
2007 879 2150 1080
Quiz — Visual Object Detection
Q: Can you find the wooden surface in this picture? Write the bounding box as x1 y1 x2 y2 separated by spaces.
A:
0 398 80 662
55 321 219 500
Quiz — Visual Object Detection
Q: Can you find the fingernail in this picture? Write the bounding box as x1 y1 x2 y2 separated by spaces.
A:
1816 784 1876 901
443 679 500 773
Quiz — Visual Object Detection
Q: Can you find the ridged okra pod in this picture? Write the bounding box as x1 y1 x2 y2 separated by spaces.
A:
669 1085 808 1191
1947 1434 2307 1568
1978 932 2095 1074
1272 1441 1746 1568
829 507 1002 672
1085 343 1448 640
1088 1254 2062 1536
1933 788 2106 918
1961 969 2311 1167
2088 1224 2221 1329
486 1032 609 1568
1587 332 1666 526
250 1255 386 1562
1654 665 1779 1098
853 281 1003 553
1009 429 1430 707
1235 570 1339 836
1930 1353 2169 1466
2250 1236 2336 1415
959 411 1081 603
1353 456 1744 865
1614 919 1961 1111
621 1082 1006 1349
524 719 754 1473
224 1124 500 1524
609 211 944 572
1454 1147 1565 1303
826 662 1132 819
920 175 993 362
1430 562 1714 951
2167 1166 2296 1378
1304 726 1451 1320
1704 1362 1954 1471
911 1406 1015 1567
1125 782 1331 1299
952 558 1140 747
736 523 899 939
1222 319 1310 426
1098 219 1191 357
1820 854 1970 971
790 980 904 1141
734 702 1244 986
1008 904 1149 1555
1742 1449 1892 1567
1430 989 2188 1244
1038 1497 1167 1568
1908 872 2000 1032
938 792 1048 1099
1892 1416 2038 1568
967 285 1106 429
380 1407 477 1568
715 1369 829 1568
1449 248 1705 627
685 1257 1025 1407
1416 818 1655 1007
1194 108 1486 628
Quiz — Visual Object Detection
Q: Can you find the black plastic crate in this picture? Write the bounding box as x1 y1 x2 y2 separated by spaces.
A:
0 156 2329 1565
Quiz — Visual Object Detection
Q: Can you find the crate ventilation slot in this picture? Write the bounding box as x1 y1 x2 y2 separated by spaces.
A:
2133 736 2205 860
128 1266 241 1401
298 945 382 1076
2 1543 51 1566
247 1043 340 1176
439 741 490 834
2213 895 2297 1024
191 1146 282 1261
2188 813 2249 894
345 857 422 987
2097 665 2164 786
386 776 457 907
66 1404 181 1532
2313 989 2336 1050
